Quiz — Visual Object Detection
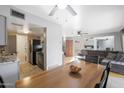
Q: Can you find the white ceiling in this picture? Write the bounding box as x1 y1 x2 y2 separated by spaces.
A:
14 5 124 35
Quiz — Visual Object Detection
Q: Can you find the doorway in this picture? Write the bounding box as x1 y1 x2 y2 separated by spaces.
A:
7 24 47 79
63 36 83 65
65 40 73 57
63 37 74 65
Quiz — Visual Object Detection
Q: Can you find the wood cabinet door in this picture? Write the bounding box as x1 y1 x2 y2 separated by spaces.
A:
66 40 73 57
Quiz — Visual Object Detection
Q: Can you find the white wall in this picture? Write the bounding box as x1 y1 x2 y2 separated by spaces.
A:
84 39 94 46
0 5 63 69
121 31 124 52
97 36 114 50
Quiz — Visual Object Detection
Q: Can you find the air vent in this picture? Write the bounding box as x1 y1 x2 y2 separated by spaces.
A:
10 9 25 20
77 30 82 35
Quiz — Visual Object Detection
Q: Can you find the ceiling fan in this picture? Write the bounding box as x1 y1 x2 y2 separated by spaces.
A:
49 5 77 16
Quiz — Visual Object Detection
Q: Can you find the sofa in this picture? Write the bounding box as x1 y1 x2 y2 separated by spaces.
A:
79 50 124 74
79 50 118 64
79 50 107 64
101 52 124 74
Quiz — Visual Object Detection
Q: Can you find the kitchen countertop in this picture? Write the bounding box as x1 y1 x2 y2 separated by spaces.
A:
0 54 18 63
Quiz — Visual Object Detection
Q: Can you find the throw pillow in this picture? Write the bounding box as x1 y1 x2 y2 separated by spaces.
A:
115 53 123 61
119 55 124 62
106 53 116 60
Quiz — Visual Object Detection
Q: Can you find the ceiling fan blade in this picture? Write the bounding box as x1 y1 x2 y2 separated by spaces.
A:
49 5 58 16
66 5 77 16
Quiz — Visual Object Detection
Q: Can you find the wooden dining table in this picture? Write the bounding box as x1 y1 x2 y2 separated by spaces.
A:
16 61 104 88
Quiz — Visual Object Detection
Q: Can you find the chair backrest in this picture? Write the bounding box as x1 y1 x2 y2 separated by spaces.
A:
95 62 111 88
105 61 111 70
103 62 111 88
0 75 5 88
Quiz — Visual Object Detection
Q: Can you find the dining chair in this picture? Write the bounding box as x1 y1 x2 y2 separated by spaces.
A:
105 61 111 70
95 62 111 88
0 75 5 88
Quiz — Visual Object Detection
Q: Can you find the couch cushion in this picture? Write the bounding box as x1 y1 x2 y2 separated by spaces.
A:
111 61 124 65
106 53 116 60
119 55 124 62
101 59 111 63
115 53 123 61
111 64 124 75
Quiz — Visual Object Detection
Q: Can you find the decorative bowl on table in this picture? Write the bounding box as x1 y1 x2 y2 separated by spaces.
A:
70 65 81 74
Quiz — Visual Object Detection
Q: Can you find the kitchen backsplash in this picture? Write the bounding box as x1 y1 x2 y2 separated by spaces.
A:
0 46 7 55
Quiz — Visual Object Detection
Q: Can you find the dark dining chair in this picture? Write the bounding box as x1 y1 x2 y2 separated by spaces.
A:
0 75 5 88
105 61 111 70
95 62 111 88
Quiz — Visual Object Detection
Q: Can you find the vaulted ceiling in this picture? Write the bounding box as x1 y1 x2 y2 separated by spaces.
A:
14 5 124 36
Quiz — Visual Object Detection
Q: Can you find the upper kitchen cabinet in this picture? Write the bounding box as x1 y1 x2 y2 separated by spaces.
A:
0 15 7 46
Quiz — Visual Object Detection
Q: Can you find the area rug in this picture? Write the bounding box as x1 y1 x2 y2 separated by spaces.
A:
107 77 124 88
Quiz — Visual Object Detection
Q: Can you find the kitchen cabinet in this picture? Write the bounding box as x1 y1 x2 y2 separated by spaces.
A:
0 60 19 88
0 15 7 46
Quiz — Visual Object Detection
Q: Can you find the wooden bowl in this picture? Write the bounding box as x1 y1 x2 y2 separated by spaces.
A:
70 65 81 73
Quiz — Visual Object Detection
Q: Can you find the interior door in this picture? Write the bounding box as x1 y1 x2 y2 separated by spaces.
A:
17 34 28 64
66 40 73 57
